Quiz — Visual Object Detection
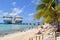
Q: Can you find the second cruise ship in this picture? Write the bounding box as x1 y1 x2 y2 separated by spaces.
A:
14 16 23 24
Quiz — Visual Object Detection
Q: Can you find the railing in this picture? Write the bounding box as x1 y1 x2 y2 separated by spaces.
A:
29 32 57 40
29 34 42 40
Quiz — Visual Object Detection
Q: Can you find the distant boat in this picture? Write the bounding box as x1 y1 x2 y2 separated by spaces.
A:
14 16 23 24
3 14 12 24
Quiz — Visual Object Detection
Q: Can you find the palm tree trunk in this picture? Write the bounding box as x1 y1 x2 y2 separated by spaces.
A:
53 10 59 32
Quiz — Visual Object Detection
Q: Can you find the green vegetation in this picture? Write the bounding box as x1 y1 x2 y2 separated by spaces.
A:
34 0 60 23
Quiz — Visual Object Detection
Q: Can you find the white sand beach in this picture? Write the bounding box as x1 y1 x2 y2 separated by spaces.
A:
0 28 39 40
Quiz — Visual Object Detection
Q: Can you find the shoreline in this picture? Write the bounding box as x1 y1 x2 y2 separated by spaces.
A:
0 25 37 37
0 28 39 40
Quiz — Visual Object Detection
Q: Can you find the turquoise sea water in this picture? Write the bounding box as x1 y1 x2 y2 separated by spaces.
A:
0 24 38 36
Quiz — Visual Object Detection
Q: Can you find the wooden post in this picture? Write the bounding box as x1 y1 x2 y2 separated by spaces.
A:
29 38 30 40
42 34 43 40
29 38 33 40
55 31 57 40
39 36 40 40
31 38 33 40
36 36 37 40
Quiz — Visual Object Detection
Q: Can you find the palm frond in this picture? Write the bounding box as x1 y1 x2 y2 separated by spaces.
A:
36 4 45 10
57 12 60 18
47 0 54 9
43 8 54 17
34 10 43 20
42 16 54 23
58 18 60 22
34 0 59 23
55 5 60 11
35 6 54 20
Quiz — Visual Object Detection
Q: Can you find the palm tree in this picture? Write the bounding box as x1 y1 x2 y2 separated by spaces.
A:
34 0 60 31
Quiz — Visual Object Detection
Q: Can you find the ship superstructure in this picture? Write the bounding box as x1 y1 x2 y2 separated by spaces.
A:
3 14 12 24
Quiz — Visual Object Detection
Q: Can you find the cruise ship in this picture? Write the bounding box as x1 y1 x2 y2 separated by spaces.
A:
14 16 23 24
3 14 12 24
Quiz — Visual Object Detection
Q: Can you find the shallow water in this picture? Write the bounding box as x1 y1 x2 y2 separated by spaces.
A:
0 24 38 36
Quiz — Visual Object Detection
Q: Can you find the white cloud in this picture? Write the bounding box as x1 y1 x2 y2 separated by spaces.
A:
28 13 34 16
3 12 8 15
12 2 16 6
1 6 25 17
0 7 24 17
10 7 24 16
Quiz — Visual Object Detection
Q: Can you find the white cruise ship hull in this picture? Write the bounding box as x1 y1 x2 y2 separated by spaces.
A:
4 20 12 24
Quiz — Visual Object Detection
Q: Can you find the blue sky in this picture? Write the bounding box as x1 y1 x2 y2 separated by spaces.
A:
0 0 42 23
